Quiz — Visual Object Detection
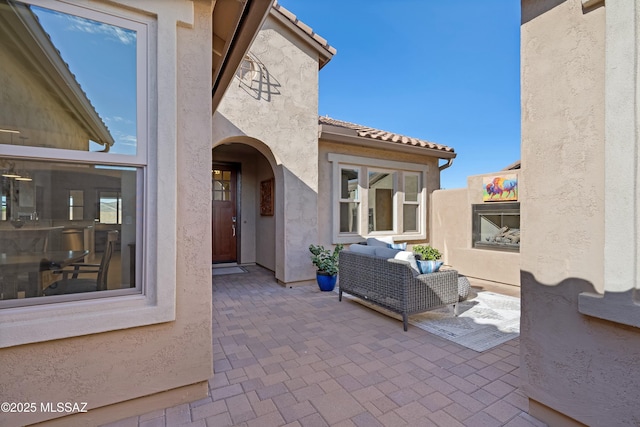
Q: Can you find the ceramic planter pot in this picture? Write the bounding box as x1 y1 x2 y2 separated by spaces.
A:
316 271 337 292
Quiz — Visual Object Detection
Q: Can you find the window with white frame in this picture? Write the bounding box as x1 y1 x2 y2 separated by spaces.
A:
329 154 428 243
339 166 359 233
0 0 143 308
403 173 421 232
0 0 178 348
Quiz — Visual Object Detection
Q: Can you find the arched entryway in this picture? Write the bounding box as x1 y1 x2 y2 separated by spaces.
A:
212 139 280 276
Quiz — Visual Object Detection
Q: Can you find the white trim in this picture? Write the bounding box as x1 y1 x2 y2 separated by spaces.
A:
328 153 430 172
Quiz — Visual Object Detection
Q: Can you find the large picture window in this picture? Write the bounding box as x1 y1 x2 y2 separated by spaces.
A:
0 0 143 309
329 154 428 243
0 0 180 349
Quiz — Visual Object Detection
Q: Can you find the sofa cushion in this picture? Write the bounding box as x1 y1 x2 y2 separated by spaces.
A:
367 236 394 247
374 246 401 259
349 243 377 256
417 260 444 274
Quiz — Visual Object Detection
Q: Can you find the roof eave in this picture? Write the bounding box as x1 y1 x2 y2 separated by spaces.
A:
319 125 456 159
212 0 273 112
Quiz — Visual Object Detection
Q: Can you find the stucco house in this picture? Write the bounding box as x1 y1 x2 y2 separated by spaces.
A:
212 2 456 286
0 0 273 426
0 0 456 425
521 0 640 425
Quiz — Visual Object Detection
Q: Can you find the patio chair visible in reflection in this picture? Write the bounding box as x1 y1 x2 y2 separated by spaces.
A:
43 231 118 296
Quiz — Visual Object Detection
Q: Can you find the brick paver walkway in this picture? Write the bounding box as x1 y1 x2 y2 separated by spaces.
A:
104 265 546 427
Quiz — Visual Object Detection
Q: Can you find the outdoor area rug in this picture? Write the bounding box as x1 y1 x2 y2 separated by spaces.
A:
338 289 520 352
212 266 248 276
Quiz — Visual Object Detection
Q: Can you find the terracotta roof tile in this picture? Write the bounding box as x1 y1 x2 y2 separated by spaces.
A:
272 1 337 56
318 116 455 154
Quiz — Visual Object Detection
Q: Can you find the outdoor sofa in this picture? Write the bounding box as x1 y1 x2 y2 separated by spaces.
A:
338 244 469 331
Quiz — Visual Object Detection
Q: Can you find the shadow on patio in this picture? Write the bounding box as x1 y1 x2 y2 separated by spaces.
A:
104 265 545 427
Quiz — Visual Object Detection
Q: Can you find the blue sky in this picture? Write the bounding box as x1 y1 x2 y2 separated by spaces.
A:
279 0 521 189
33 6 137 155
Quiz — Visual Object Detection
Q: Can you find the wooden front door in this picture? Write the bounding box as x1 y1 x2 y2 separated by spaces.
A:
212 165 237 263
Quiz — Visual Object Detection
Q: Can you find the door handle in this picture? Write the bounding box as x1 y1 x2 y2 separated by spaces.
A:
232 224 236 237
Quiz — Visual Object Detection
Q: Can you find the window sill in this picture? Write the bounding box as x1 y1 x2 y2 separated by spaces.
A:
0 290 176 348
334 233 427 245
578 290 640 329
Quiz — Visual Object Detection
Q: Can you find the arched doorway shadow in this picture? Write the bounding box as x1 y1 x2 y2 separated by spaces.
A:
212 138 283 280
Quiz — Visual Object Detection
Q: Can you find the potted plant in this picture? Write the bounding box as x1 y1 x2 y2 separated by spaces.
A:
412 244 442 261
412 244 444 274
309 243 344 291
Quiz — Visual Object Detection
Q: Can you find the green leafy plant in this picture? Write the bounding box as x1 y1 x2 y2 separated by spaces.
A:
412 244 442 261
309 244 344 275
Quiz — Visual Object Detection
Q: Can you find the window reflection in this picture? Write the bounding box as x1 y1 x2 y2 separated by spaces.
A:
0 0 137 154
0 158 138 302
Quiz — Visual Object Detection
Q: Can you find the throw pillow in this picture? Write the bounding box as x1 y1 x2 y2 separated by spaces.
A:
387 242 407 250
393 250 421 276
417 260 444 274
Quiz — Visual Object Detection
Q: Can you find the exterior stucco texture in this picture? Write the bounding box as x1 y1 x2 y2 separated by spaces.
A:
213 15 321 284
521 1 640 425
0 1 214 426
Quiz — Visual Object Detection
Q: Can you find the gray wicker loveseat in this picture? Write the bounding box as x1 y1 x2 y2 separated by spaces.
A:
338 246 467 331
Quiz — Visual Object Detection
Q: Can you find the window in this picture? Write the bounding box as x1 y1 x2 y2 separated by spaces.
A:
99 191 122 224
328 154 428 243
403 173 420 232
0 0 140 307
212 169 231 201
0 0 176 348
68 190 84 220
339 167 359 233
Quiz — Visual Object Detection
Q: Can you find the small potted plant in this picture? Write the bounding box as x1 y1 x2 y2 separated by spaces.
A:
412 244 444 274
412 244 442 261
309 244 344 291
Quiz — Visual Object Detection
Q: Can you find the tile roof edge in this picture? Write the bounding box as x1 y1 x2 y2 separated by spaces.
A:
271 1 337 57
318 116 455 154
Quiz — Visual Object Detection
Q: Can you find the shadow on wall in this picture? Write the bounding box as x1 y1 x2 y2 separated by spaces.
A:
236 52 282 102
520 270 640 427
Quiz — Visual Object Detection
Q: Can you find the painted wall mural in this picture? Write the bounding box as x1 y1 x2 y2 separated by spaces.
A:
483 174 518 201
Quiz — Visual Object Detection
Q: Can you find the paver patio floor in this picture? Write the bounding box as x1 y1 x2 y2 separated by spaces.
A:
104 265 546 427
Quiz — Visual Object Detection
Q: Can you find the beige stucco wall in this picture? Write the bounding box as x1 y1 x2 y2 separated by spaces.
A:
0 1 214 426
521 1 640 425
431 172 520 286
317 140 441 248
213 14 321 284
